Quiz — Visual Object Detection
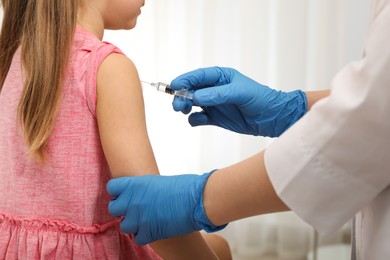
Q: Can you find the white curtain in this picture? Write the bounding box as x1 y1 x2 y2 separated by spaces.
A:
0 0 371 258
104 1 371 259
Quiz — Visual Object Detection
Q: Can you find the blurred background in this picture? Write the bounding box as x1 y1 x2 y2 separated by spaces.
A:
0 0 372 259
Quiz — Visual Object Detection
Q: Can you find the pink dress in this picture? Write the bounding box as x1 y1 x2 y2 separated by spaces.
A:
0 27 162 259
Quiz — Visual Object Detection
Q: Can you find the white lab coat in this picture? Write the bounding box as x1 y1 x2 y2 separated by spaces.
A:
264 0 390 259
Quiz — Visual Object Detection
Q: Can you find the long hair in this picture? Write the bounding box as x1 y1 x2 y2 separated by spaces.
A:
0 0 78 164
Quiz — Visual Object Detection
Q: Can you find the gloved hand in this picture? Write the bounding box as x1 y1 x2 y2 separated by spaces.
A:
171 67 307 137
107 171 227 245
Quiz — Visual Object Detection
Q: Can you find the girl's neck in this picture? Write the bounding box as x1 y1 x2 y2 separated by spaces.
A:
77 4 105 40
76 21 104 40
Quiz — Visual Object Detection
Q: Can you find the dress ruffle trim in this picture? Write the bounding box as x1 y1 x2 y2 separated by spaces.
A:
0 212 122 234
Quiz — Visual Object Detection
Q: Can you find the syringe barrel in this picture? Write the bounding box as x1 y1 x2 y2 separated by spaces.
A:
174 88 193 100
154 82 174 95
148 81 192 100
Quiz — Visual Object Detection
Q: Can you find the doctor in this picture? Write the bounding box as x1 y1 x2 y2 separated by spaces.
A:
107 0 390 259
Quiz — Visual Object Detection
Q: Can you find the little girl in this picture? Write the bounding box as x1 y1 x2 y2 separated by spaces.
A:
0 0 231 259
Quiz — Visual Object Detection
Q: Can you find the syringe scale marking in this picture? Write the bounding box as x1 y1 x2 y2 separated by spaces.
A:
141 81 193 100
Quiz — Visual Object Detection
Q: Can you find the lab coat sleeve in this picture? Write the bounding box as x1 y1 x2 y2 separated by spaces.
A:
264 1 390 236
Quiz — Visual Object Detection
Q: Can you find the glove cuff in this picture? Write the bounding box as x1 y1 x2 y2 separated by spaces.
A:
271 89 308 137
285 89 308 124
293 89 308 116
194 170 228 232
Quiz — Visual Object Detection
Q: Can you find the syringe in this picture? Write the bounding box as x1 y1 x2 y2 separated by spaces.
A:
141 81 193 100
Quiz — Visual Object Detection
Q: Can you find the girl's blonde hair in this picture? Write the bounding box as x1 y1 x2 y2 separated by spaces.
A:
0 0 78 164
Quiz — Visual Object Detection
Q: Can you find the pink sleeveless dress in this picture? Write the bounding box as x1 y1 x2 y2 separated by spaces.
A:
0 27 162 259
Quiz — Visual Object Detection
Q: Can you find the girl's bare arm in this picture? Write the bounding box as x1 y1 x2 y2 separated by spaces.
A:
96 53 222 260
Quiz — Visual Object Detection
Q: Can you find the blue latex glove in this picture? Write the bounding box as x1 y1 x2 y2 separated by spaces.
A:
171 67 307 137
107 171 227 245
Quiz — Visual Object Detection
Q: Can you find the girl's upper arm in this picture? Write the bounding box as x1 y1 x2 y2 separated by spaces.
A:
96 53 220 260
96 53 158 177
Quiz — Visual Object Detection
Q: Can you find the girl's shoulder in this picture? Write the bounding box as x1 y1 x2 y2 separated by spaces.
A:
73 26 124 58
66 26 126 118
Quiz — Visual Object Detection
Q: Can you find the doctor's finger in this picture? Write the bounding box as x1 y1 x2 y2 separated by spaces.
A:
120 215 138 235
193 84 237 106
108 199 127 217
170 67 228 91
188 112 209 126
135 231 155 246
172 96 193 114
106 177 130 197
